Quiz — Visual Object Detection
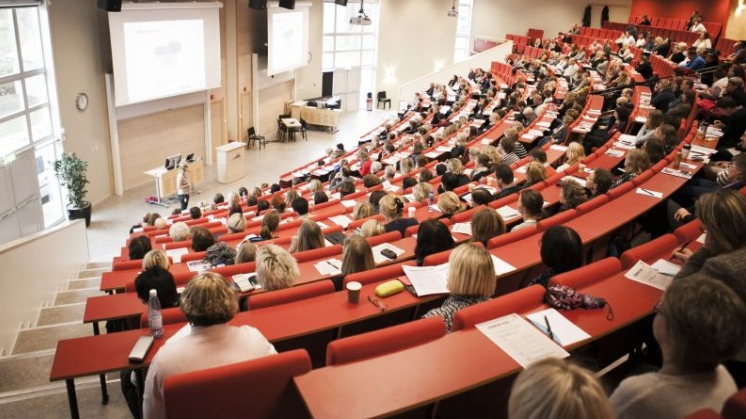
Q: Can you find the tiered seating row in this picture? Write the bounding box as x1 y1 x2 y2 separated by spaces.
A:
627 15 722 38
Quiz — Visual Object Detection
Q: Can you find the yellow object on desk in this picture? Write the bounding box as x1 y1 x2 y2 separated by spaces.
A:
375 280 404 297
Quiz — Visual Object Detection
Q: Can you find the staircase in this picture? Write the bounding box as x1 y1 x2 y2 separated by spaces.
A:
0 262 132 419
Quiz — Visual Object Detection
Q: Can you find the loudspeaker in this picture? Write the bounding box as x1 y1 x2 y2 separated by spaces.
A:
279 0 295 9
98 0 121 12
248 0 267 10
334 0 349 5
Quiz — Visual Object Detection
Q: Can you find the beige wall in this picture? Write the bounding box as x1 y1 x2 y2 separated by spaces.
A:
725 0 746 40
296 0 324 101
471 0 631 43
376 0 457 107
48 0 112 205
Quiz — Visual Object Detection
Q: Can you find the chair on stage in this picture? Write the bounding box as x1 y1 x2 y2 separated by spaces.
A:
163 349 312 419
247 126 266 150
377 91 392 109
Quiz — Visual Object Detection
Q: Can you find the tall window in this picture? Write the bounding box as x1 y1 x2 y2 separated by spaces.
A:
322 1 379 108
0 3 63 228
453 0 473 62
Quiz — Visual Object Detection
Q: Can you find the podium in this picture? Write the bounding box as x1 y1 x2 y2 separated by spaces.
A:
216 142 245 184
144 160 204 204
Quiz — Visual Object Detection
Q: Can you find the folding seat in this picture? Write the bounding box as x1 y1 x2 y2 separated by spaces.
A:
164 350 312 419
651 17 661 27
631 170 654 185
247 280 335 310
550 257 621 288
619 234 678 269
487 226 537 249
293 244 342 263
181 251 207 263
422 248 454 266
326 317 446 365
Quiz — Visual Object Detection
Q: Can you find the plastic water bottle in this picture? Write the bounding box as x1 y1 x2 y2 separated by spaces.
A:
148 289 163 338
428 191 435 211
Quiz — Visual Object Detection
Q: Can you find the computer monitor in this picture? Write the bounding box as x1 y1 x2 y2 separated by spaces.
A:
185 153 195 162
164 154 182 170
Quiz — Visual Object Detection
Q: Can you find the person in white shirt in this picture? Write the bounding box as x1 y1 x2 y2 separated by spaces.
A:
176 162 191 211
689 17 707 34
692 32 712 55
143 272 277 419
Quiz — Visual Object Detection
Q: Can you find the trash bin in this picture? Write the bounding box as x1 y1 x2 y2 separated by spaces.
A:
366 92 373 111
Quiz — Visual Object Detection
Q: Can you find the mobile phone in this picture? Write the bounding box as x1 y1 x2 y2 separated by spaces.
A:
380 248 398 260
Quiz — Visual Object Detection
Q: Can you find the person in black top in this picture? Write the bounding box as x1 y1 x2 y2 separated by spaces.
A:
528 226 583 288
414 219 455 266
639 14 651 25
714 97 746 149
493 164 523 199
128 235 152 260
635 54 654 80
651 79 677 112
379 195 418 237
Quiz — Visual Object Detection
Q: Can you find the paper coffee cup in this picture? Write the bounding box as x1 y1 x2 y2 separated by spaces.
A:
408 206 416 218
346 281 362 304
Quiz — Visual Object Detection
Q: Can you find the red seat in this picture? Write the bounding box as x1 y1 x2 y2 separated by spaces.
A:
139 306 187 328
537 209 578 231
112 259 144 271
632 170 654 185
366 230 403 247
422 248 455 266
606 181 635 199
487 225 537 248
212 261 257 278
180 251 206 263
684 409 722 419
620 234 678 270
248 280 335 310
164 349 312 419
293 244 342 263
550 257 621 289
576 195 609 214
326 317 446 365
452 285 545 331
722 388 746 419
673 219 702 244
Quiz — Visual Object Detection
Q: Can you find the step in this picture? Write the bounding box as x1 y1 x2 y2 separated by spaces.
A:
37 303 86 326
67 277 101 291
0 379 131 419
54 288 105 306
12 322 92 355
0 351 56 394
77 267 109 279
86 261 113 270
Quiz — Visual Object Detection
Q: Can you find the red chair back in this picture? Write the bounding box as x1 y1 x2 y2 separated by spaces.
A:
343 261 415 286
366 231 403 247
247 280 335 310
326 317 446 365
550 257 621 289
293 244 343 263
673 219 702 244
181 251 207 263
452 285 545 331
164 349 312 419
487 226 537 248
112 259 143 271
722 388 746 419
536 209 578 231
576 194 609 213
619 234 678 270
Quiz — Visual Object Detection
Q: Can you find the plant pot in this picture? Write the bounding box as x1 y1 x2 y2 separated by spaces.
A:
67 201 92 227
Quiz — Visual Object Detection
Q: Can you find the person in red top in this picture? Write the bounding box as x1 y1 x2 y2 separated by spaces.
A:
358 150 373 176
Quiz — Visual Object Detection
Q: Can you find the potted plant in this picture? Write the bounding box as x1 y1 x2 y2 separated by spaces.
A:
54 152 92 227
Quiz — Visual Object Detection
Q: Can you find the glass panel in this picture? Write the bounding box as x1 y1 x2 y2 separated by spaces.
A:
454 49 468 63
25 73 48 108
455 37 468 49
0 9 19 77
0 80 24 119
323 35 334 52
322 52 334 70
362 34 374 49
361 50 374 66
336 3 354 33
36 141 64 228
17 8 43 71
335 35 361 52
456 16 469 34
30 106 51 141
323 3 336 34
335 51 360 68
0 115 29 156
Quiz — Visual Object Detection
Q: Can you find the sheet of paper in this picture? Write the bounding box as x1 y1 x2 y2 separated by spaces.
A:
496 205 521 221
526 308 591 346
451 222 472 236
605 149 624 157
549 144 568 152
328 215 353 228
636 188 663 199
232 273 259 292
618 134 637 144
340 200 357 208
315 221 330 230
696 233 706 244
372 242 407 264
515 165 527 174
402 264 450 296
314 258 342 276
166 247 189 264
613 142 636 150
661 167 693 179
476 313 570 368
625 260 673 291
186 260 211 273
491 254 517 276
651 259 682 277
383 182 401 192
679 162 697 170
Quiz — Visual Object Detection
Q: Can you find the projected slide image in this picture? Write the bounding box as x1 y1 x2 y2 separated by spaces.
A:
123 20 206 104
271 12 304 73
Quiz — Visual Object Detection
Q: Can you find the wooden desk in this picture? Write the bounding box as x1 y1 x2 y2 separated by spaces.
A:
143 160 204 204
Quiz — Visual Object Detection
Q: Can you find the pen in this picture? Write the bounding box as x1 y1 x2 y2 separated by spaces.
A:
326 260 339 270
544 315 554 341
368 296 387 312
670 240 693 261
640 188 655 196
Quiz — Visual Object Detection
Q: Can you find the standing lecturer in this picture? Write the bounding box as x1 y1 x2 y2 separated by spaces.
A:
176 161 191 211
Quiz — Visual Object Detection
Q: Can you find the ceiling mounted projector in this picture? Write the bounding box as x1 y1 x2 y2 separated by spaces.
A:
448 0 458 17
350 0 372 26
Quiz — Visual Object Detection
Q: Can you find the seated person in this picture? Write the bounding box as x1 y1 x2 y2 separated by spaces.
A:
256 211 280 241
352 201 374 220
437 172 461 194
557 180 588 212
469 187 493 207
446 158 471 187
586 167 613 197
611 149 652 189
436 191 465 219
226 213 247 234
291 197 309 217
190 226 215 252
288 219 324 253
611 276 745 419
169 222 190 242
493 164 523 199
379 195 419 237
509 358 614 419
523 162 547 188
143 272 276 419
470 207 506 246
134 250 178 308
512 189 543 231
412 182 434 204
471 154 493 183
189 206 201 220
414 219 455 266
423 244 494 333
529 226 583 287
313 191 328 206
341 234 375 275
360 219 385 238
128 235 152 260
235 242 258 264
255 244 299 291
203 242 237 267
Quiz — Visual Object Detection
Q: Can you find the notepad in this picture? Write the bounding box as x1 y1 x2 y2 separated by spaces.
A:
186 260 211 273
625 260 673 291
166 247 189 264
372 243 406 264
550 144 569 152
605 149 624 157
491 254 517 276
496 206 521 221
476 313 569 368
314 258 342 276
526 309 591 346
636 188 663 199
328 215 353 228
315 221 330 230
340 200 357 208
451 222 472 235
651 259 682 277
661 167 693 179
402 264 450 296
232 273 260 292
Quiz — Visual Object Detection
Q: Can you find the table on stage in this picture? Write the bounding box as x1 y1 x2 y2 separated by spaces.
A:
143 160 204 204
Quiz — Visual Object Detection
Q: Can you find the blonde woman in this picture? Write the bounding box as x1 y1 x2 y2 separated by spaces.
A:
227 192 241 209
143 272 276 419
413 182 434 203
379 194 418 237
436 191 464 219
259 210 281 240
352 201 374 221
169 222 190 241
289 219 325 253
399 156 414 175
226 213 247 234
340 235 375 276
235 242 258 264
470 208 506 246
557 142 585 172
360 219 386 238
422 243 495 332
611 149 652 189
284 189 300 208
255 244 300 291
307 179 324 195
524 161 548 187
509 358 614 419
